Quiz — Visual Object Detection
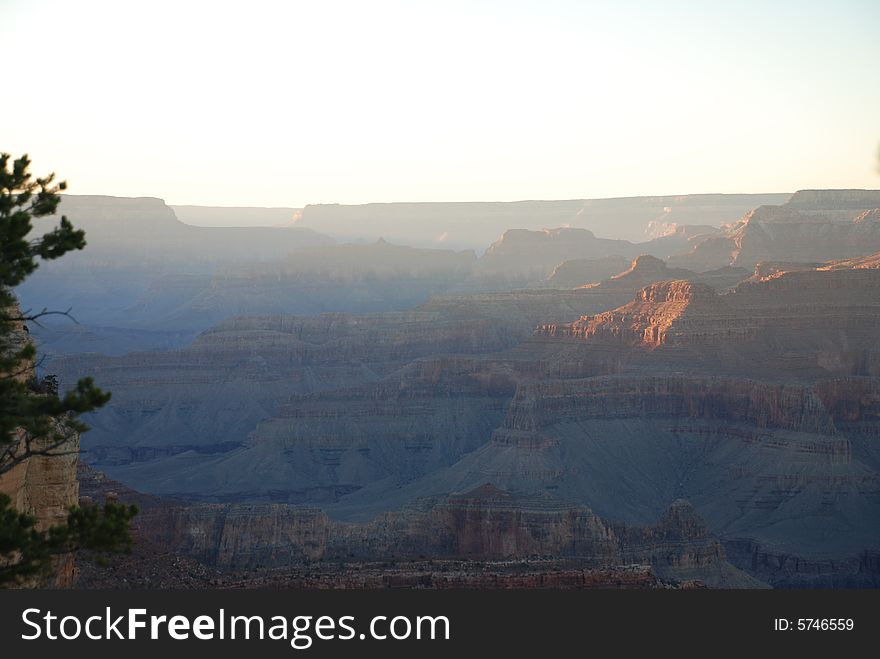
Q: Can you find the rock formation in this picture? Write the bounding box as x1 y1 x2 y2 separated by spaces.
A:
472 227 729 284
670 189 880 271
534 260 880 376
476 228 641 282
294 194 789 247
537 255 631 288
16 195 335 353
92 466 756 587
44 195 333 263
0 309 80 587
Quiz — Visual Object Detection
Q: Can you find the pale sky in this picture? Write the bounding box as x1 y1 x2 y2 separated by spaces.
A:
1 0 878 206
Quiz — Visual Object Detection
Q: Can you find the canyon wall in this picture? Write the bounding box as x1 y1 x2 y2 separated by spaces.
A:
0 311 79 587
533 263 880 377
295 194 789 247
131 485 756 587
670 189 880 271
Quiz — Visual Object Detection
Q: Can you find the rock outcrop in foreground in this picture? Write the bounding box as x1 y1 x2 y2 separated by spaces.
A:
0 310 80 587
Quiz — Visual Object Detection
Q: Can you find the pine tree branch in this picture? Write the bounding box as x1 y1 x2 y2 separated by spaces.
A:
6 307 79 326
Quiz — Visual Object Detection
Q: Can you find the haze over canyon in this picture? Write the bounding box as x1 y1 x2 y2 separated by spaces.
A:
6 187 878 589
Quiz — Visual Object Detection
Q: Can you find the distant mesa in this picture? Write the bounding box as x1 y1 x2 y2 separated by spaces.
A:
170 204 302 228
576 254 747 300
294 193 790 248
605 254 691 282
785 189 880 209
48 195 334 261
474 226 698 283
540 255 631 288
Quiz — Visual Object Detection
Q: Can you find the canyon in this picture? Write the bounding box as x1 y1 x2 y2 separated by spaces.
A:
19 194 773 357
20 189 880 588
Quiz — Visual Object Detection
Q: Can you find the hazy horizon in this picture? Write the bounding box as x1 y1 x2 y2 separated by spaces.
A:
3 0 879 207
67 189 808 206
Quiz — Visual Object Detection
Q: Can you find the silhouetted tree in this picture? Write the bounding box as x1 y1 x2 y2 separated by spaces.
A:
0 153 137 586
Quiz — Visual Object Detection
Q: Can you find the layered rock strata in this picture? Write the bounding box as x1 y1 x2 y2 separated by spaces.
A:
670 189 880 271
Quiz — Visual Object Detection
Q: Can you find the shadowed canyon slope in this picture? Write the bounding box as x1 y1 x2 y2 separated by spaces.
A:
52 254 750 488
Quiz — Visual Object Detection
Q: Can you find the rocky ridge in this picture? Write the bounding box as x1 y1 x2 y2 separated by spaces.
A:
295 193 789 247
77 468 754 588
534 261 880 376
670 189 880 271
